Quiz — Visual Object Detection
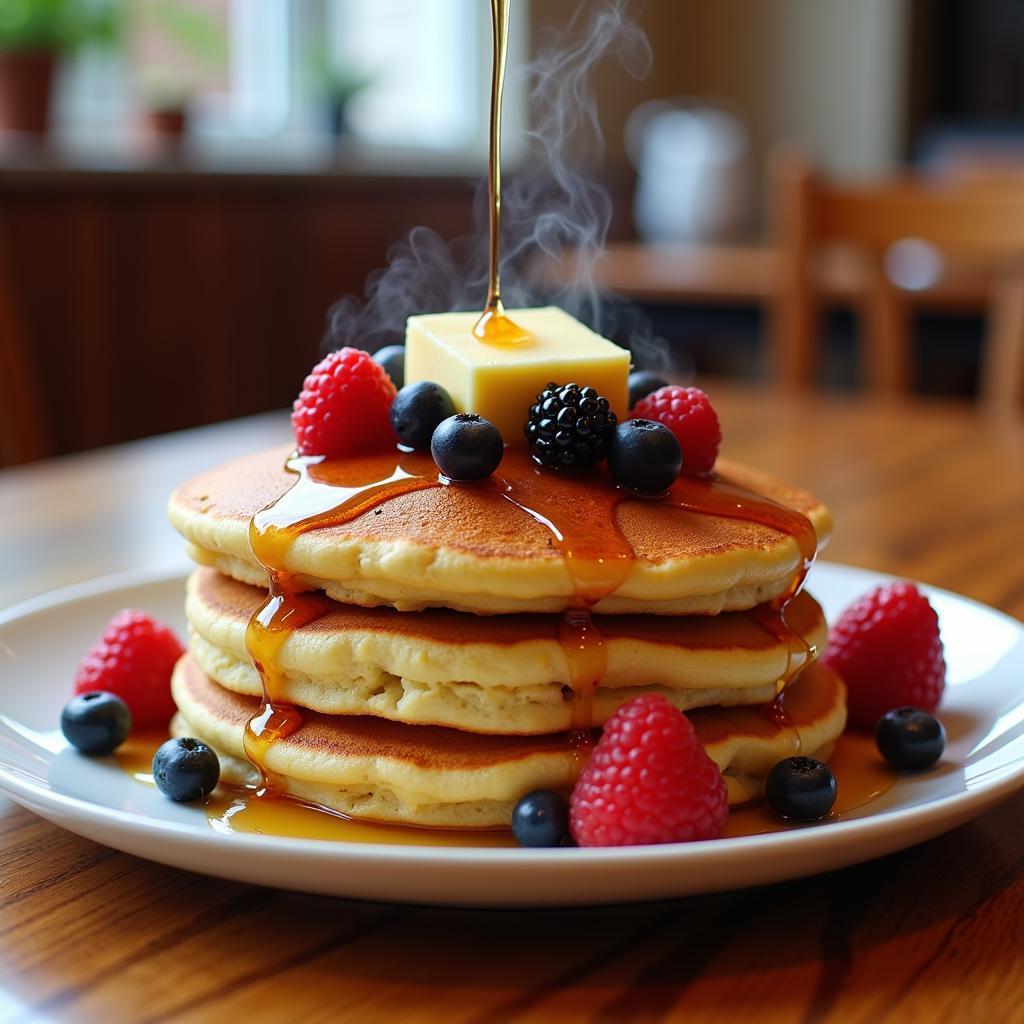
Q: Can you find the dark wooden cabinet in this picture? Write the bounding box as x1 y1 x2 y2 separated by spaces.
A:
1 166 480 461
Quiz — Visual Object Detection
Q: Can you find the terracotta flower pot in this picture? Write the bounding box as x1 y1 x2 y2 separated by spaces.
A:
0 50 57 134
144 107 187 139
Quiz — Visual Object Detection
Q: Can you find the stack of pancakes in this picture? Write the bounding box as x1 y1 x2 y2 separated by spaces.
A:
167 445 846 829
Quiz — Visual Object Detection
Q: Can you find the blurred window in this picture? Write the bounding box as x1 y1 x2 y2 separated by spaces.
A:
55 0 528 166
328 0 488 150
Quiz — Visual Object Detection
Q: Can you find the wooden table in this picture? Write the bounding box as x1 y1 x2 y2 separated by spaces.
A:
2 385 1023 1023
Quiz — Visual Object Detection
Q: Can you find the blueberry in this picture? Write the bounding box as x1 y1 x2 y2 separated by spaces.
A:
61 691 132 755
765 756 837 821
512 789 569 847
390 381 456 450
875 707 946 771
628 370 668 409
152 737 220 802
431 413 503 480
372 344 405 389
607 419 682 493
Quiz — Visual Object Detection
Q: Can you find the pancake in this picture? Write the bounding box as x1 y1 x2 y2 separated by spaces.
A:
185 567 828 734
171 654 848 828
168 445 832 615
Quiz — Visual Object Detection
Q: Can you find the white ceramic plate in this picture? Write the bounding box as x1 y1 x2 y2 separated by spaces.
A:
1 563 1022 907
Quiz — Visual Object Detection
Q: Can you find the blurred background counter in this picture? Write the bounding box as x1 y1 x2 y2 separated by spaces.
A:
0 160 484 458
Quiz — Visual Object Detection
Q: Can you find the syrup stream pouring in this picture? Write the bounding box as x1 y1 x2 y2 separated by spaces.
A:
473 0 530 346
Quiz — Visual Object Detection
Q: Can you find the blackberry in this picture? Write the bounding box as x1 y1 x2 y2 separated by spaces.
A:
524 383 616 469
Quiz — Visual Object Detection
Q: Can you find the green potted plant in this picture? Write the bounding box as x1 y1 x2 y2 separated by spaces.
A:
0 0 119 134
134 0 226 142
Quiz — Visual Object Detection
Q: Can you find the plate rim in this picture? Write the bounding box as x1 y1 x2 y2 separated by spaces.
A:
1 560 1023 870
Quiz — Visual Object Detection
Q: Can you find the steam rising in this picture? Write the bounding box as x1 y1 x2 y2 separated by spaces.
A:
325 1 667 371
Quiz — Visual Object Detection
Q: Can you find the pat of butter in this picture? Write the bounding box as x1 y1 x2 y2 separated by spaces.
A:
405 307 630 444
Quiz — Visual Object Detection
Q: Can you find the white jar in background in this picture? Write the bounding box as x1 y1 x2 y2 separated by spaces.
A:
626 100 751 244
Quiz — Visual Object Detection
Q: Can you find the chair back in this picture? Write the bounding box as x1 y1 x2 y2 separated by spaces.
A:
770 150 1024 413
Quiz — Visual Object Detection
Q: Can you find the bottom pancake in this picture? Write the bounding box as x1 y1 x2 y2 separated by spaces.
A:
171 655 847 829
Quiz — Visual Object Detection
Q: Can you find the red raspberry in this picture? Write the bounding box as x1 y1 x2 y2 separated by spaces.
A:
822 582 946 731
291 348 397 457
74 610 184 729
569 694 728 847
631 386 721 475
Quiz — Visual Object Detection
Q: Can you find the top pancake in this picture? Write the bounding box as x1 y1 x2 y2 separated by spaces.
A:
168 445 832 615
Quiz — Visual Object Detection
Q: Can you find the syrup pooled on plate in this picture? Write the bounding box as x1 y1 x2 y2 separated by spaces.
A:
204 791 518 848
116 724 894 847
722 733 896 838
113 733 517 846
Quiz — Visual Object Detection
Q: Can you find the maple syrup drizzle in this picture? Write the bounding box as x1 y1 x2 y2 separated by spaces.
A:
240 447 820 814
473 0 529 346
243 587 330 776
496 457 631 771
244 451 442 790
497 459 819 763
665 473 820 753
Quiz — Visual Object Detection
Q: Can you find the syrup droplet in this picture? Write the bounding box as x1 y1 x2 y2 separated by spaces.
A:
473 306 532 346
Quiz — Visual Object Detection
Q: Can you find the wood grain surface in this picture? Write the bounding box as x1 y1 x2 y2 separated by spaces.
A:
1 384 1022 1024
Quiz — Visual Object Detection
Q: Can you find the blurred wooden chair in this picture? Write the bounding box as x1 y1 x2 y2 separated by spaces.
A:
0 223 49 465
769 151 1024 414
